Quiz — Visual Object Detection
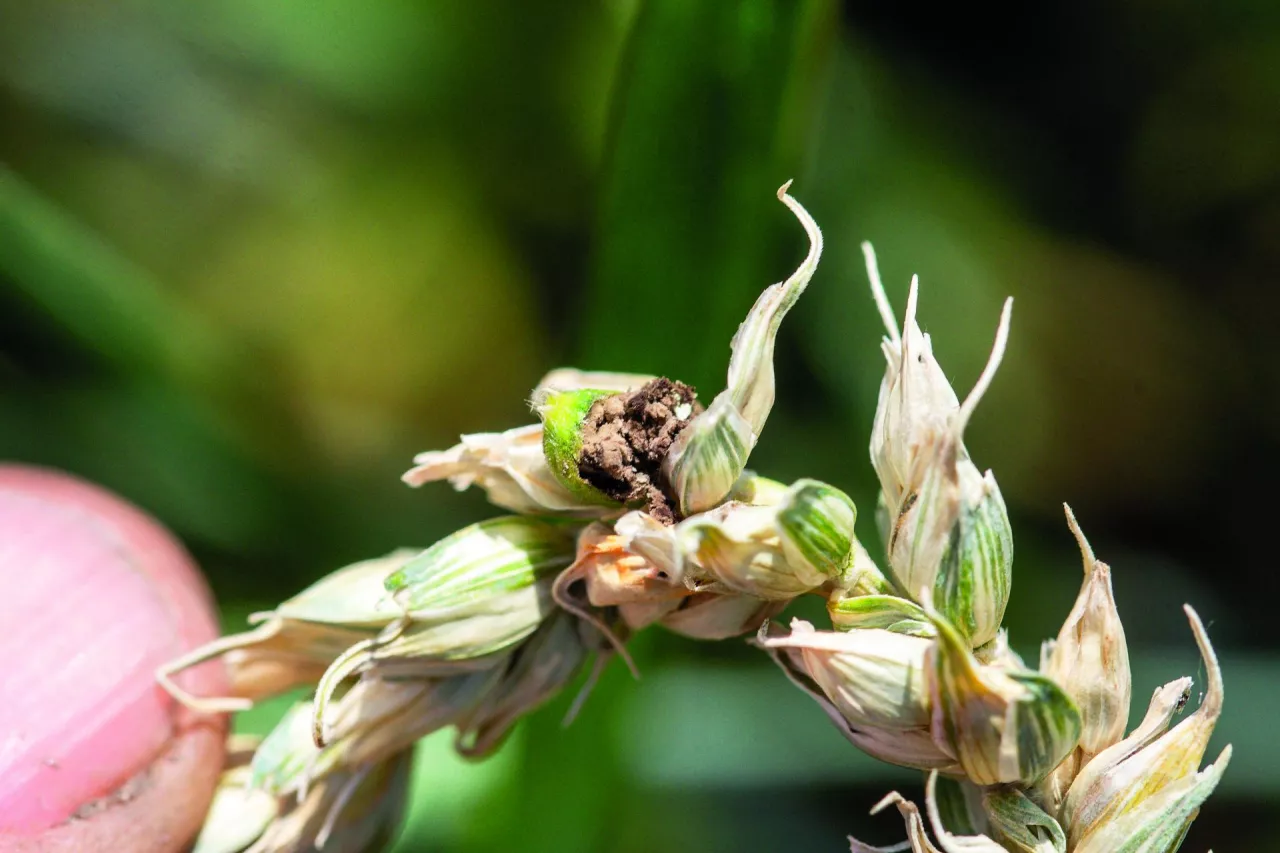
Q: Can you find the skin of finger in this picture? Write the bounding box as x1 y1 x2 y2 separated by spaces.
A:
0 465 228 852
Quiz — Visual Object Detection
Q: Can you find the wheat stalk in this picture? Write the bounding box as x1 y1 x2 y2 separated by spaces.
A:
164 184 1227 853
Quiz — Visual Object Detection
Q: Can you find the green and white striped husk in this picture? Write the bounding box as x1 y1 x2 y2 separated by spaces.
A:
385 515 580 615
885 442 1013 649
664 393 756 518
981 787 1066 853
923 770 1010 853
827 593 933 637
868 261 1015 649
311 516 579 738
931 775 989 838
663 183 822 515
927 602 1081 787
775 478 858 583
725 471 792 505
157 549 417 713
675 479 857 600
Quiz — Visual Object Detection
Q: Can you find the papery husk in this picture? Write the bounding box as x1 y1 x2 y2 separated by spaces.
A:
927 600 1081 786
1038 505 1131 814
456 610 592 756
407 366 652 515
759 622 959 773
759 619 933 730
676 479 857 600
404 424 607 515
158 550 416 713
659 591 785 641
867 260 1014 648
1063 606 1225 850
664 182 822 514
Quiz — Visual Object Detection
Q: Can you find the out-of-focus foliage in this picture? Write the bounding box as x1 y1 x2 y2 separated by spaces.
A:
2 0 1277 850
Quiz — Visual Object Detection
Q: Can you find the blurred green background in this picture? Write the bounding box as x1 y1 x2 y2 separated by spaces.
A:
2 0 1278 849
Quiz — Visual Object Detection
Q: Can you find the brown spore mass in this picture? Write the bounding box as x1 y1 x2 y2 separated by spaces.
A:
577 378 701 524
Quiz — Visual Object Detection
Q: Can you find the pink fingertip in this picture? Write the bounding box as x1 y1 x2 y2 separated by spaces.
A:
0 465 226 834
